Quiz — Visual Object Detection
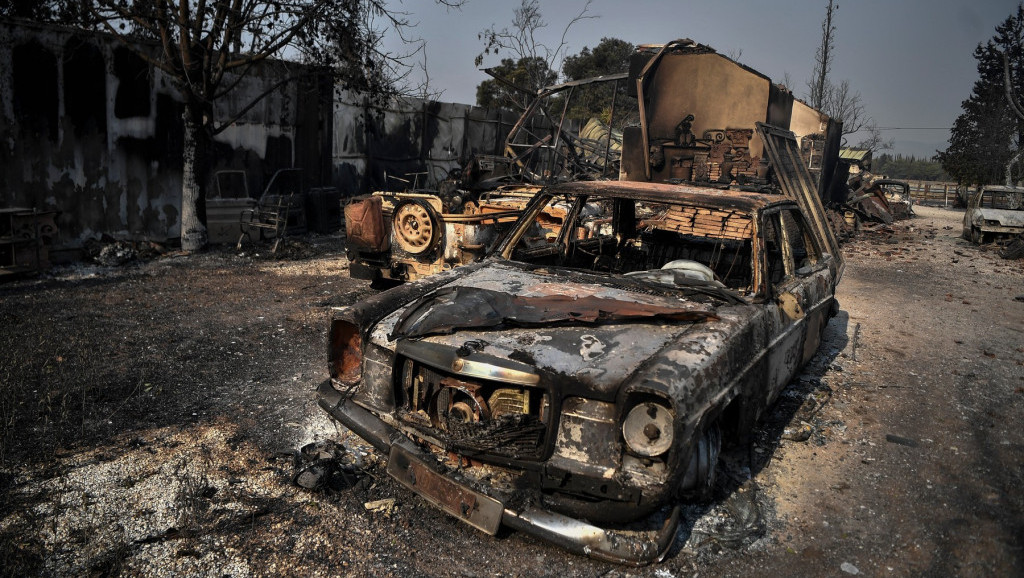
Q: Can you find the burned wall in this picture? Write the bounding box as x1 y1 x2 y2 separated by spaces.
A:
331 95 520 196
619 47 837 198
790 99 843 201
1 19 518 251
0 19 329 250
643 53 771 159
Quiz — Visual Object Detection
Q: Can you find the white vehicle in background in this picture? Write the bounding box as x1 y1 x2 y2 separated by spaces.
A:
962 185 1024 244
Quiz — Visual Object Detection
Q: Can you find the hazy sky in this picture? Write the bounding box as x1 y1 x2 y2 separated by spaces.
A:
383 0 1023 158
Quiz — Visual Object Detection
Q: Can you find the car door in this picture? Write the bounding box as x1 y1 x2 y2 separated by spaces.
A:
778 208 833 365
759 207 830 404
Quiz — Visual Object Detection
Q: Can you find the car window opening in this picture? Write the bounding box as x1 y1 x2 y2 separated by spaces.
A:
510 194 756 294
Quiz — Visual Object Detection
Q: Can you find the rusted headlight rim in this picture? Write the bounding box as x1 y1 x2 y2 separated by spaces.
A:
621 397 675 458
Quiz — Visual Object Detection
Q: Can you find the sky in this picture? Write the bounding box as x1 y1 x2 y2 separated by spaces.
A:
382 0 1024 158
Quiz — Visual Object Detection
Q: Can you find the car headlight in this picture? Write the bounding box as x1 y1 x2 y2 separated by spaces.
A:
622 400 674 457
329 319 363 385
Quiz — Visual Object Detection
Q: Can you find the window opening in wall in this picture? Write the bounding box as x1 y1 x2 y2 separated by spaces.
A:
63 37 107 137
114 46 151 118
13 41 59 142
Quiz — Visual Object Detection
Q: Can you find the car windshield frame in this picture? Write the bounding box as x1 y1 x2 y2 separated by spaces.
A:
974 187 1024 210
497 190 761 303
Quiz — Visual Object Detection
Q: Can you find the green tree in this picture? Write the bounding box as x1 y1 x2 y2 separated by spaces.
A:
561 37 636 127
874 154 949 181
0 0 93 25
474 0 594 111
476 56 558 111
937 4 1024 187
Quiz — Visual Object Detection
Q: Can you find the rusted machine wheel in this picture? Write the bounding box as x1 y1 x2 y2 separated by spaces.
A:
392 201 438 254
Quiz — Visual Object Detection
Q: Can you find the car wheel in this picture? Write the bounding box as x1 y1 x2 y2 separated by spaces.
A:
678 423 722 503
392 201 439 254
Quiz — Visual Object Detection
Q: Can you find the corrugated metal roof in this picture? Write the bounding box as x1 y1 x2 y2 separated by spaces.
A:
840 148 871 161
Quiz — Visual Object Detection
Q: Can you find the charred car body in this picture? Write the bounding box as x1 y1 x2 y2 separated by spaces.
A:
319 178 841 564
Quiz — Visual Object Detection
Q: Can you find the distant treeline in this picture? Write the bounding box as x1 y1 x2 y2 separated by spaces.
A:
873 154 949 181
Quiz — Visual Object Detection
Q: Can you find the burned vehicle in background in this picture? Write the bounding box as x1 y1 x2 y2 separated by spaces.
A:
344 73 628 283
962 185 1024 244
344 186 539 282
873 179 915 220
318 179 841 564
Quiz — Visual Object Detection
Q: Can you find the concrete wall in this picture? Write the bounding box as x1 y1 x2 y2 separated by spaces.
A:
791 100 827 147
332 94 521 195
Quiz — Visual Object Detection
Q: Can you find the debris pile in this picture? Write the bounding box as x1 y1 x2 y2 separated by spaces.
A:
291 440 367 492
1000 233 1024 259
84 236 169 266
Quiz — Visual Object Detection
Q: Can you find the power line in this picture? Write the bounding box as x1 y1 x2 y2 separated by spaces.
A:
874 127 950 130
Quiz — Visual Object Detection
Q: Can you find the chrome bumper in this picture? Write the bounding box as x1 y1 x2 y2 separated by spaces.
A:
316 379 678 565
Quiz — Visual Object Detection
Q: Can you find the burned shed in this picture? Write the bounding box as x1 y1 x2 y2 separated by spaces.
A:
620 40 843 202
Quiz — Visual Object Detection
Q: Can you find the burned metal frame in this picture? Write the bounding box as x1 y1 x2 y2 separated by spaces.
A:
756 123 845 281
487 69 629 182
633 39 699 181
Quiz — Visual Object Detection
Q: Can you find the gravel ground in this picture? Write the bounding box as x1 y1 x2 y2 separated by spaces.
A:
0 206 1021 577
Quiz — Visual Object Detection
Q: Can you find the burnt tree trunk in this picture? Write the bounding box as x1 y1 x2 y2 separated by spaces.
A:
180 103 210 251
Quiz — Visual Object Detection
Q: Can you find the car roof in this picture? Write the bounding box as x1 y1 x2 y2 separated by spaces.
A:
980 185 1024 194
544 180 792 213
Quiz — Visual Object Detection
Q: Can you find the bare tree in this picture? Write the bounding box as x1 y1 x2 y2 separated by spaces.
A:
854 125 893 154
88 0 459 251
780 71 794 91
824 79 866 134
820 79 891 152
808 0 837 110
475 0 596 109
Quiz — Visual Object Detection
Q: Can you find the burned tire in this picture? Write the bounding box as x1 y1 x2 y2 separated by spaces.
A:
969 226 989 245
679 423 722 503
392 201 440 254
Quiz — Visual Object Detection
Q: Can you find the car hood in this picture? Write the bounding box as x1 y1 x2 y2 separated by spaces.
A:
368 262 751 398
971 207 1024 227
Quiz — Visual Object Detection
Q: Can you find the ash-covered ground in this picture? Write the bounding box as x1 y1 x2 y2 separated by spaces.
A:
1 206 1021 576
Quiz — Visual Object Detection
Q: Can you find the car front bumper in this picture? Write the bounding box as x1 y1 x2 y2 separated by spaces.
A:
316 379 679 566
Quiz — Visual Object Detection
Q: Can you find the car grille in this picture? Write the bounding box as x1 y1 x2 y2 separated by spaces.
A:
396 358 550 460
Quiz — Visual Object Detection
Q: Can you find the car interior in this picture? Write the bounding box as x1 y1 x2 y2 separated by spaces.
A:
511 195 755 292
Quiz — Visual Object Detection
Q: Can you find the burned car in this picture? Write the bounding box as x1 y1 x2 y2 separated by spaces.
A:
318 180 840 564
874 179 915 220
962 185 1024 244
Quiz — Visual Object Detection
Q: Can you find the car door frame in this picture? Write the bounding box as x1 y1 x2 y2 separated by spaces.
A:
757 205 831 406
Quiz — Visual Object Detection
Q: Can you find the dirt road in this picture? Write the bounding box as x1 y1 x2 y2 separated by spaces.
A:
1 205 1021 576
